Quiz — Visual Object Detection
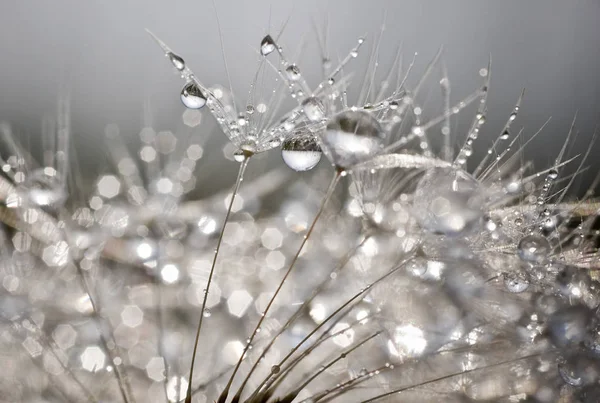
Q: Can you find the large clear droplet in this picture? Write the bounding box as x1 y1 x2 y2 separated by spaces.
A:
321 110 384 168
302 97 325 122
167 52 185 71
281 134 322 171
180 82 206 109
260 35 276 56
21 168 67 208
412 168 484 236
517 234 550 264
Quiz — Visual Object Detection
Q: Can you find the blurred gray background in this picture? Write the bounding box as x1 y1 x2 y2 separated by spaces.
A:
0 0 599 193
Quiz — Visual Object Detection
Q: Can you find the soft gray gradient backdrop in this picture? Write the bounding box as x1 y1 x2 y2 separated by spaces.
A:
1 0 599 192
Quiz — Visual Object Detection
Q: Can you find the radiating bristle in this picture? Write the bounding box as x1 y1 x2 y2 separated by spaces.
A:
0 11 598 403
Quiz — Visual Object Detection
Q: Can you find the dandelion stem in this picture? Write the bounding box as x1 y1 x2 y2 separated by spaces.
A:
218 168 342 403
247 256 413 402
184 156 250 403
293 332 381 395
361 353 541 402
231 233 370 401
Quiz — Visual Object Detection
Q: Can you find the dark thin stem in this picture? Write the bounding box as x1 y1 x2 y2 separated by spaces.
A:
267 312 378 396
292 332 381 396
231 232 370 401
184 157 250 403
218 168 342 403
247 256 413 403
316 365 390 403
361 353 541 402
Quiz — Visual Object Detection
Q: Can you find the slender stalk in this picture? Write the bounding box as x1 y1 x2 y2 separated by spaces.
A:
218 168 343 403
247 256 413 403
184 156 250 403
361 353 541 402
231 233 370 401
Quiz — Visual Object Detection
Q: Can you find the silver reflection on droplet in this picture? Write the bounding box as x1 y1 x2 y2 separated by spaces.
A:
302 97 325 122
321 110 385 168
260 35 276 56
285 64 301 81
180 82 206 109
21 168 67 208
281 134 322 172
517 234 550 264
167 51 185 71
412 168 484 236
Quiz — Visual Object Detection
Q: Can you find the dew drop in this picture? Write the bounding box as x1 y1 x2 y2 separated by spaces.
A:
271 365 281 374
504 272 530 293
233 150 246 162
321 110 384 168
517 234 551 264
285 64 301 81
412 168 484 236
180 83 206 109
167 52 185 71
500 130 510 140
203 308 211 318
302 97 325 122
260 35 276 56
559 362 583 386
548 305 594 348
22 169 67 208
281 134 322 172
548 169 559 180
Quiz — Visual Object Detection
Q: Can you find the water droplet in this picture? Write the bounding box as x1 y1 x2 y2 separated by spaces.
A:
559 362 583 386
350 50 358 58
548 169 559 180
271 365 281 374
321 110 384 168
285 64 301 81
203 308 211 317
517 234 550 264
548 305 594 348
260 35 276 56
22 169 67 208
500 130 510 140
504 272 529 293
302 97 325 122
389 100 399 110
246 105 255 115
233 150 247 162
412 168 484 236
180 83 206 109
167 52 185 71
281 134 322 171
